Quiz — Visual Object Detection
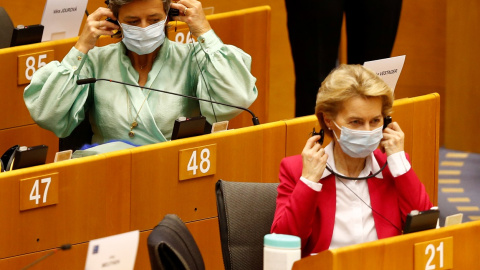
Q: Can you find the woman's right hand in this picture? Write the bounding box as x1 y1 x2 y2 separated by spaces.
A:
75 7 119 54
301 136 328 183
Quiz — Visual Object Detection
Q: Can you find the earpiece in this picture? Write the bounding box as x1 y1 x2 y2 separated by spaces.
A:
312 128 324 145
383 116 392 130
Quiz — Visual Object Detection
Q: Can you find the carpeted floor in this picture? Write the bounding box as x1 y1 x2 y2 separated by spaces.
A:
437 147 480 226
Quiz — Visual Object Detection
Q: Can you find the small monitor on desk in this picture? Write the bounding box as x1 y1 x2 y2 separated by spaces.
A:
171 116 207 141
10 25 44 47
403 209 440 234
2 145 48 171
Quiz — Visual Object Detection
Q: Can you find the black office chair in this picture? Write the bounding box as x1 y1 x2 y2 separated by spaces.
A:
58 116 93 152
215 180 279 270
0 7 14 49
147 214 205 270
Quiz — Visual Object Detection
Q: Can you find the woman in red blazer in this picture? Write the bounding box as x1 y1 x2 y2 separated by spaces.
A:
271 64 432 257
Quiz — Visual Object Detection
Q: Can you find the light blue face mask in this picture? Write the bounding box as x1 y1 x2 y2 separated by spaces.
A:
121 19 167 55
332 121 383 158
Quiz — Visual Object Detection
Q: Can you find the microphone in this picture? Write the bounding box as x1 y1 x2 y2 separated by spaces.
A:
21 244 72 270
76 78 260 125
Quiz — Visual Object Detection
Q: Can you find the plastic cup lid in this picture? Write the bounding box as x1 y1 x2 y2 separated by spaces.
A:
264 233 301 249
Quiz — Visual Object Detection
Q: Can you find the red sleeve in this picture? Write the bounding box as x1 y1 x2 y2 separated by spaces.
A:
375 150 433 221
271 156 320 248
394 166 433 221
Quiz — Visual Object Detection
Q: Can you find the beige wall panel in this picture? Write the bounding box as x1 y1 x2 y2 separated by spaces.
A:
445 0 480 152
391 0 446 144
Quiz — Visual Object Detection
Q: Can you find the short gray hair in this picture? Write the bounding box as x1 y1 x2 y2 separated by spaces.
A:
109 0 172 18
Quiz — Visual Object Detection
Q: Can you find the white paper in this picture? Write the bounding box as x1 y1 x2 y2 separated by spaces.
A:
41 0 89 41
85 230 140 270
363 55 406 92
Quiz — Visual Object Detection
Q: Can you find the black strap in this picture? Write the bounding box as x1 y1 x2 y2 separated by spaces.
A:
325 161 388 180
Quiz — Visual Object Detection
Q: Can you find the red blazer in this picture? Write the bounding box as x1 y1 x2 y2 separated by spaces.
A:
271 150 433 257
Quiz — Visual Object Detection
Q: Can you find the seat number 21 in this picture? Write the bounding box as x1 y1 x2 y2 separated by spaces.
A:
414 237 453 270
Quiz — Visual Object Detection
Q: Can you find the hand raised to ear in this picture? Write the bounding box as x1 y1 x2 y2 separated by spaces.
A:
301 135 328 183
380 121 405 157
75 7 119 54
170 0 212 37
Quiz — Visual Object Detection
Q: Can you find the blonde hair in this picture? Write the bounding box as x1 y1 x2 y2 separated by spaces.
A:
315 64 394 133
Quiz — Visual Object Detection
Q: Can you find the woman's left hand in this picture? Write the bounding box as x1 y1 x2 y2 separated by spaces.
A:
170 0 212 37
380 121 405 156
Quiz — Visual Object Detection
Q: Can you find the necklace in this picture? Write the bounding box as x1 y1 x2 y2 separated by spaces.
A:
126 89 152 138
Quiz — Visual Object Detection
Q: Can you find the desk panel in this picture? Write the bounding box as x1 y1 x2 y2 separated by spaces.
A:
130 121 286 231
410 93 440 204
0 242 89 270
293 221 480 270
0 38 78 130
0 124 59 163
0 217 223 270
0 152 131 259
135 217 223 270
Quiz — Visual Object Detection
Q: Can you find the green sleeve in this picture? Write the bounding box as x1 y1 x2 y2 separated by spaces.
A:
191 30 258 123
24 47 93 138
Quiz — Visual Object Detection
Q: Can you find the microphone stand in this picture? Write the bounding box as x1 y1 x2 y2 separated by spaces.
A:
21 244 72 270
76 78 260 125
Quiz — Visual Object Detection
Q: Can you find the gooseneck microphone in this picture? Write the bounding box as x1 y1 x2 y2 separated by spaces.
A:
21 244 72 270
76 78 260 125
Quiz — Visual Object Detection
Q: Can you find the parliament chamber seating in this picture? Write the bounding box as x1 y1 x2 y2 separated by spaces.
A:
0 3 445 270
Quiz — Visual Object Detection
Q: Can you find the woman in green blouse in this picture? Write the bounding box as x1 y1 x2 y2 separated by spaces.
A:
24 0 258 145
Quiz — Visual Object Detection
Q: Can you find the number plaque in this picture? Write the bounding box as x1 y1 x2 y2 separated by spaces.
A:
179 144 217 180
414 237 453 270
20 173 59 211
17 50 55 85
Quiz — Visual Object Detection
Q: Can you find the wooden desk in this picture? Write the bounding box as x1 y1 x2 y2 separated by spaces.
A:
0 93 440 269
0 119 286 269
293 220 480 270
0 150 131 260
129 121 286 269
0 218 221 270
283 93 440 204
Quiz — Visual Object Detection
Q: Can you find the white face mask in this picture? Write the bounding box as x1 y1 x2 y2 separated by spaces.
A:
121 19 166 55
332 121 383 158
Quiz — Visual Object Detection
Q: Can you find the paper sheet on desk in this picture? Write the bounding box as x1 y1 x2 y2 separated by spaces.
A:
71 141 136 158
85 230 139 270
41 0 89 41
363 55 406 92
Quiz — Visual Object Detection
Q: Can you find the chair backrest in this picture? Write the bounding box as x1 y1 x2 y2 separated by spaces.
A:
215 180 279 270
59 116 93 151
0 7 14 49
147 214 205 270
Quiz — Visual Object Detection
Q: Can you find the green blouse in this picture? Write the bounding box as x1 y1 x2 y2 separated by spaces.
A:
24 30 258 145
